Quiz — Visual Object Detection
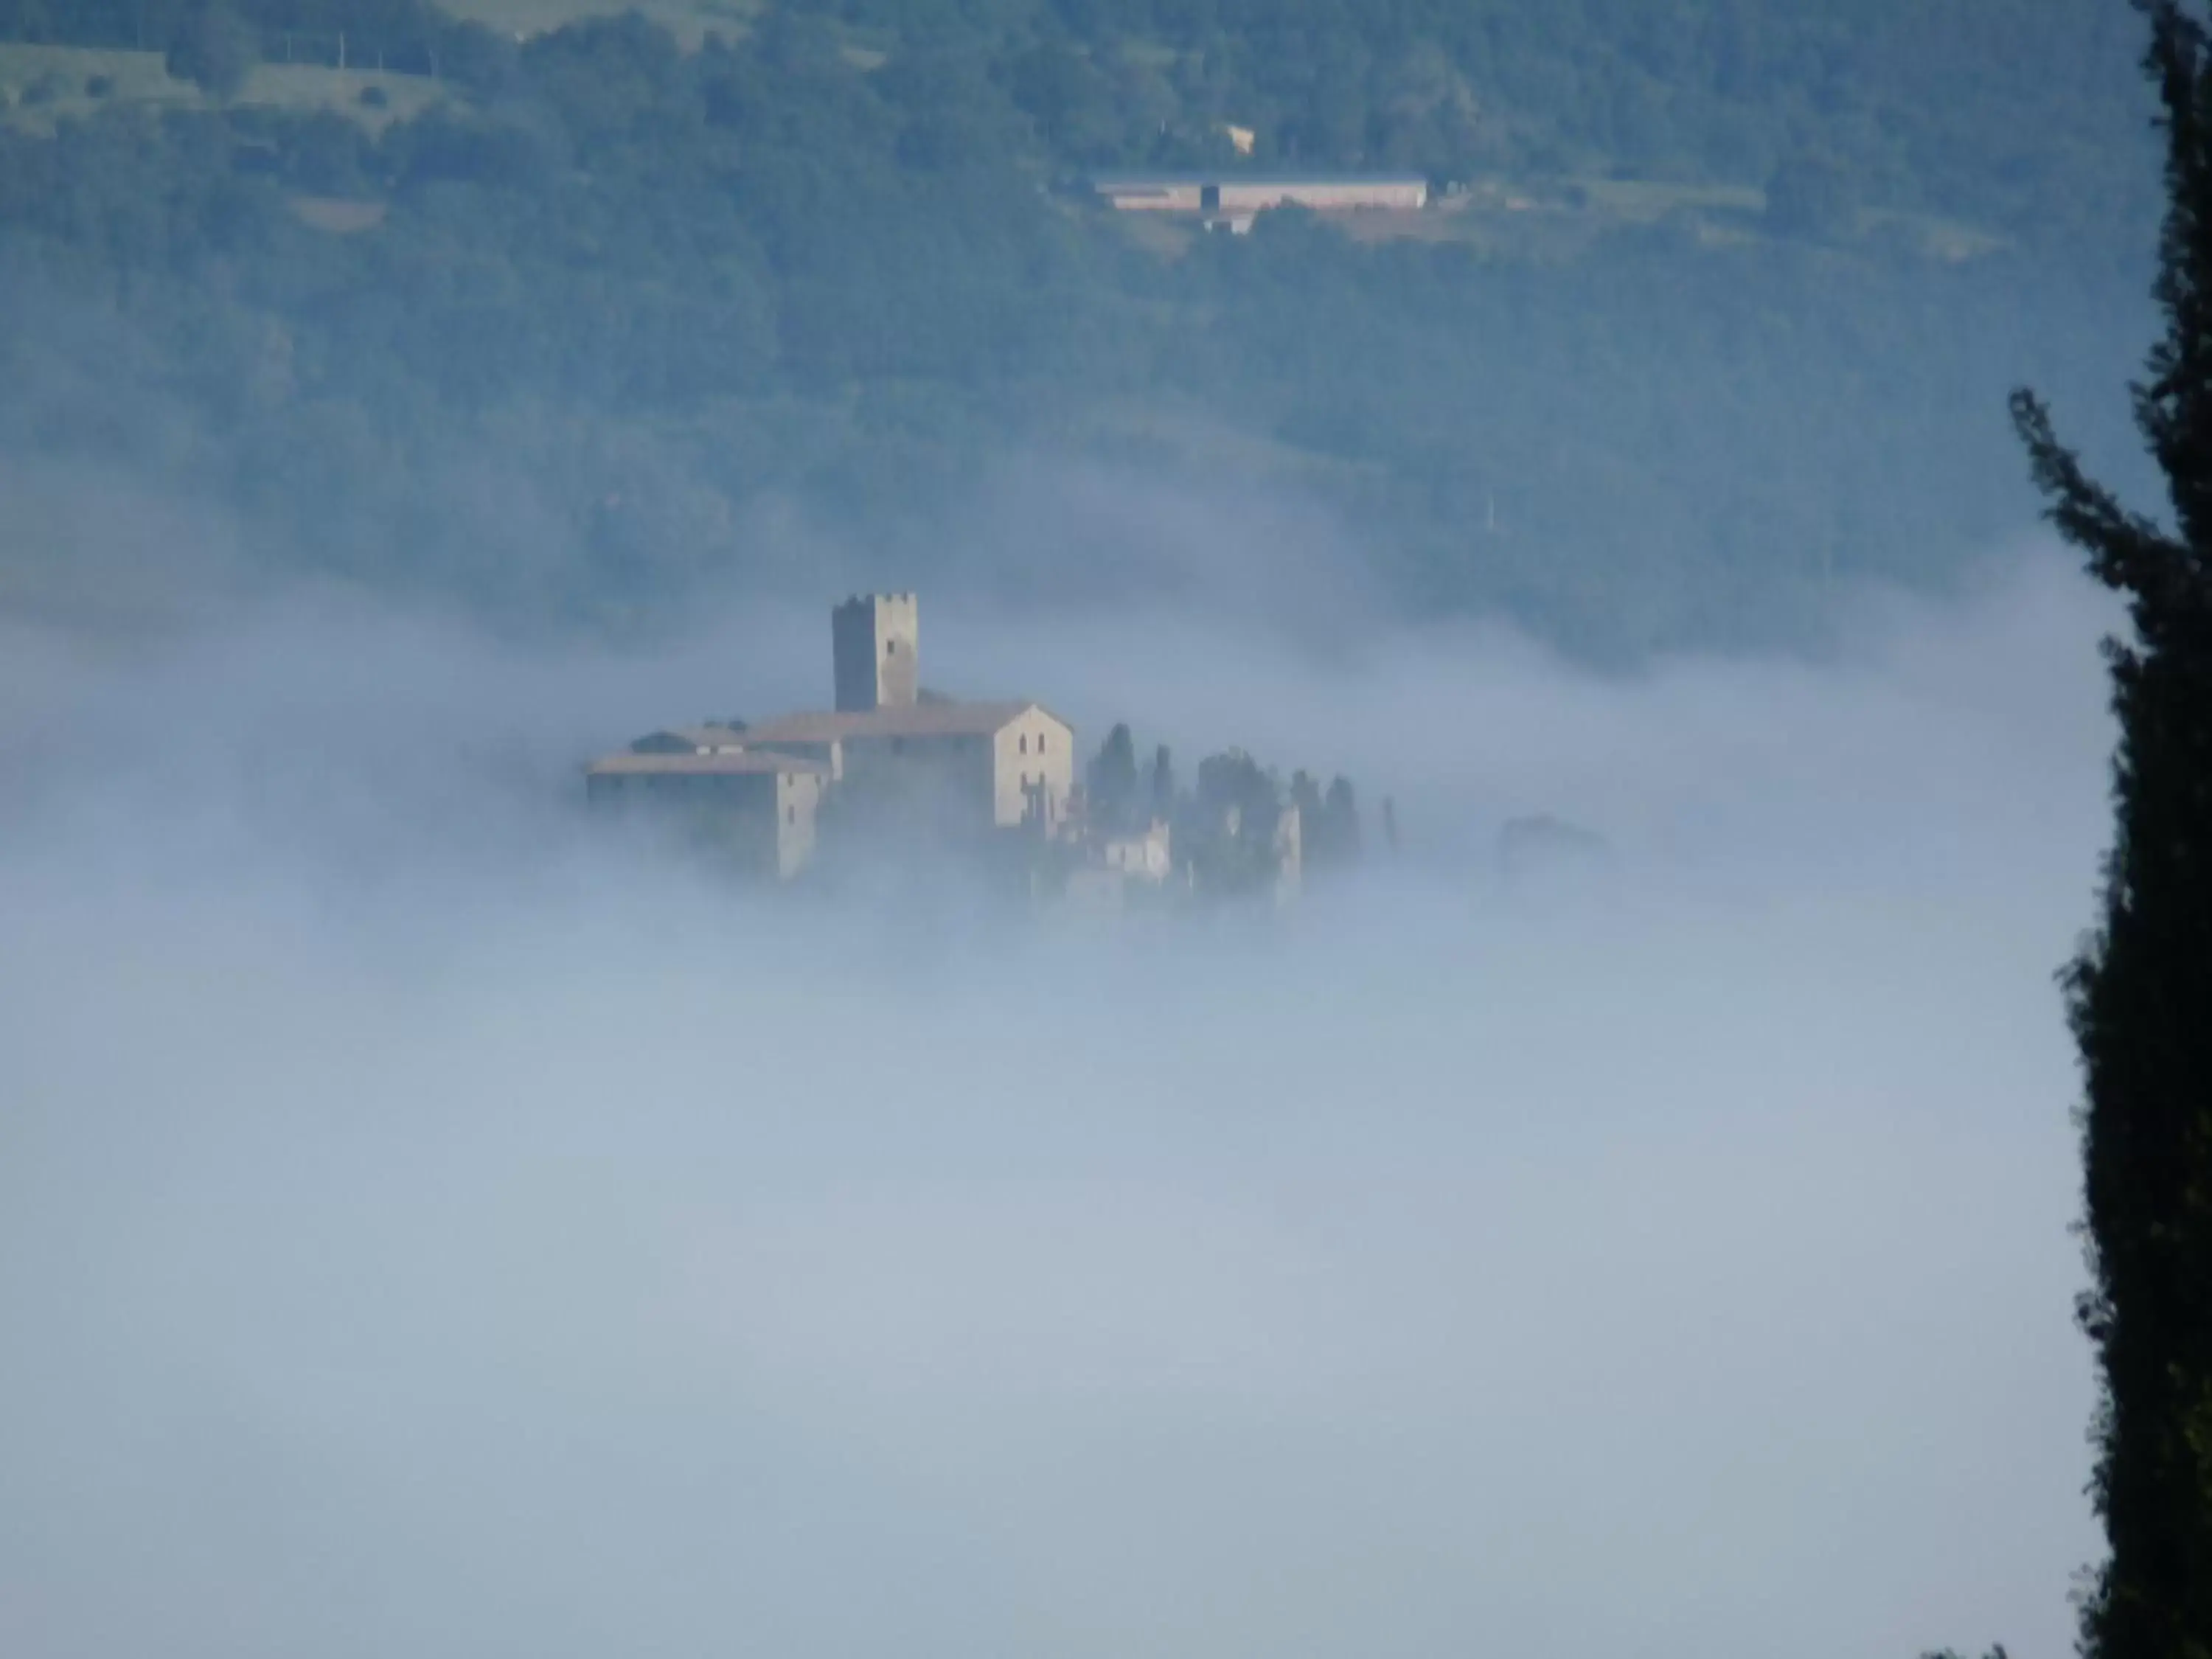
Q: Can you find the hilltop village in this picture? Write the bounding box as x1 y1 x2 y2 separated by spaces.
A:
585 594 1370 910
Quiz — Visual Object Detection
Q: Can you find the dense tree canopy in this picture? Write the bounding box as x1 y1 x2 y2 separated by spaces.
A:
0 0 2168 652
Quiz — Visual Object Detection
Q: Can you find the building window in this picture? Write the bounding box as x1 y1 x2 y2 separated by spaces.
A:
1038 733 1047 753
886 639 897 656
1019 734 1029 754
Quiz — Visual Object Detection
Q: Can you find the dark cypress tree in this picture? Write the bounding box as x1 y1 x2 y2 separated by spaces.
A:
1322 776 1362 866
2010 6 2212 1655
1087 722 1139 833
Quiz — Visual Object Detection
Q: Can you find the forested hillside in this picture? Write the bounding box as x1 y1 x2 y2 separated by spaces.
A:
0 0 2166 652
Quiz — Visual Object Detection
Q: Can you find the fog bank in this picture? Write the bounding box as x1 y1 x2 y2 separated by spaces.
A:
0 551 2115 1659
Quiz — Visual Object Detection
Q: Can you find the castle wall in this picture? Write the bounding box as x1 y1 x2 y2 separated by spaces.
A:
839 730 999 835
595 596 1068 875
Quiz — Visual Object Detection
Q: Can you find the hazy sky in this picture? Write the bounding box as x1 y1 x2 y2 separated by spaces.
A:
0 546 2115 1659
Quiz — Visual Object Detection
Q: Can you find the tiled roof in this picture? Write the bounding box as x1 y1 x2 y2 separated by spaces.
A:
631 724 749 753
588 751 827 777
739 700 1065 745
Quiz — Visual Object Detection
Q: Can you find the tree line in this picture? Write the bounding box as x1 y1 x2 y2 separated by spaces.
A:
1085 722 1366 897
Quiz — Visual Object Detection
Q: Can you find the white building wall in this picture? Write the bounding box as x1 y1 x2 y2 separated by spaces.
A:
993 709 1075 830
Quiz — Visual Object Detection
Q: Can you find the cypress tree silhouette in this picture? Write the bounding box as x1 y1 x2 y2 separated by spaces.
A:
2011 6 2212 1655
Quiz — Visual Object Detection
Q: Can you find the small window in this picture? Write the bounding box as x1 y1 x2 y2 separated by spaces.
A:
1038 733 1047 753
1020 734 1029 754
886 639 897 656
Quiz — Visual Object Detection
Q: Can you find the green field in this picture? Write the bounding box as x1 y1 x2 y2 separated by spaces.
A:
0 42 192 128
0 41 445 131
0 0 765 131
441 0 758 45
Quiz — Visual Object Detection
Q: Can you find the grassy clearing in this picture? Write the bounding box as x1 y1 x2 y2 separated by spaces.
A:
0 0 768 127
1563 174 1766 221
0 43 195 128
0 42 446 132
441 0 759 46
240 62 446 128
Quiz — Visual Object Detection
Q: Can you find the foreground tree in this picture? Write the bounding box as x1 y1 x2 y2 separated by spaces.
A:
2011 6 2212 1655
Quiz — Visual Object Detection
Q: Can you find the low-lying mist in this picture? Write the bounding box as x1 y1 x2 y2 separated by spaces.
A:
0 548 2113 1659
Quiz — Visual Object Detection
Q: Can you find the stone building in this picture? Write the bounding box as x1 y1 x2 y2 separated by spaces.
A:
1059 817 1176 914
734 699 1074 833
1101 819 1172 883
584 594 1073 878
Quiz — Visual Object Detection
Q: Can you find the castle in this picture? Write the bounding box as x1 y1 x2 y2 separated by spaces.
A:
586 594 1077 880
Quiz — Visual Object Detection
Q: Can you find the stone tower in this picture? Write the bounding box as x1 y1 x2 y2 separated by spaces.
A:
832 592 919 713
